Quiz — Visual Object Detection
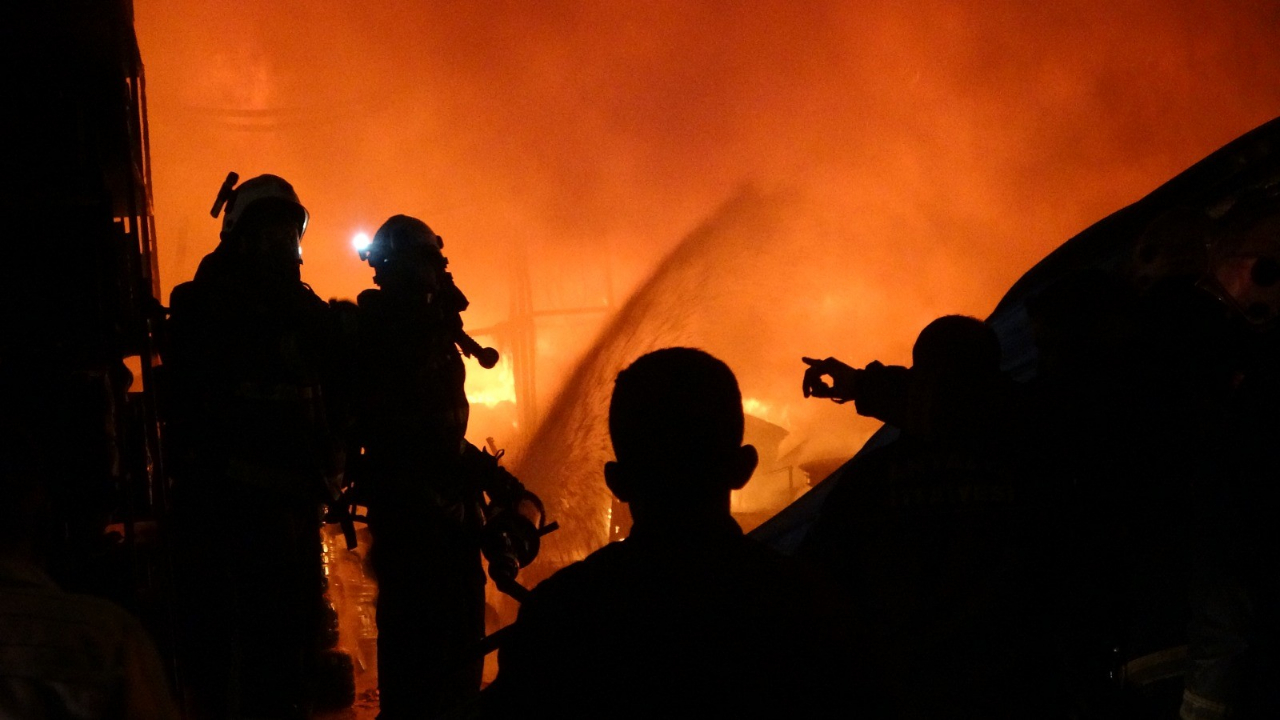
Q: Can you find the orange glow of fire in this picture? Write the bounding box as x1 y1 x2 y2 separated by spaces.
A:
464 356 516 409
135 1 1280 478
743 397 788 429
135 0 1280 575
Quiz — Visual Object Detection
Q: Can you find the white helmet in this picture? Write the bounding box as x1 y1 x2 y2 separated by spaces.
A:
210 172 309 237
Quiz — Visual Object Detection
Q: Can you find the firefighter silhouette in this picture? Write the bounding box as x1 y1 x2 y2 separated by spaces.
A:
343 215 539 719
164 173 341 720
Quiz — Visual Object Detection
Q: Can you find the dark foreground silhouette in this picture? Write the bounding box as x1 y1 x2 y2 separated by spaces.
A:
483 348 861 719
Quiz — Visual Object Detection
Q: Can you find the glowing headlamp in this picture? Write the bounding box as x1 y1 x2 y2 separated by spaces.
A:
352 231 372 261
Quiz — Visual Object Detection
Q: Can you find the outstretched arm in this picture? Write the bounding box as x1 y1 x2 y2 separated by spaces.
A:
801 356 861 403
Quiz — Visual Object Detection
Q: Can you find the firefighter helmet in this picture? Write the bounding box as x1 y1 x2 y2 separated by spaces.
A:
359 214 443 267
210 172 309 238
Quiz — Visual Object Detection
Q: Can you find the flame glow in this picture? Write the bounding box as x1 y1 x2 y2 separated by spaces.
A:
743 396 789 429
135 0 1280 569
137 1 1280 479
465 357 516 408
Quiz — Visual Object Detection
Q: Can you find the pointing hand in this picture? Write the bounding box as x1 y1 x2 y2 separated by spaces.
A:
801 356 859 403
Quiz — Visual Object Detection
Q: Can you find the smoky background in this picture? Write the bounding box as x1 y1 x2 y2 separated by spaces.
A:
135 0 1280 562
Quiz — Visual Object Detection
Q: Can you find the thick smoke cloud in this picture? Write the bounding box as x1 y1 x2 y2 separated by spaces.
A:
135 0 1280 493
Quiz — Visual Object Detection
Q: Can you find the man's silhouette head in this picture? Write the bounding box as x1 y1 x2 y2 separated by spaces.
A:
605 348 758 523
912 315 1001 378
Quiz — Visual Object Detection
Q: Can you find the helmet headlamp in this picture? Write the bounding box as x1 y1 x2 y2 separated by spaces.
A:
352 232 373 261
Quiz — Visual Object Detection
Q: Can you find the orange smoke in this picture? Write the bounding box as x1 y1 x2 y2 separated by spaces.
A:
134 0 1280 464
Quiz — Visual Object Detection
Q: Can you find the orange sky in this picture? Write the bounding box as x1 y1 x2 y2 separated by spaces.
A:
135 0 1280 461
